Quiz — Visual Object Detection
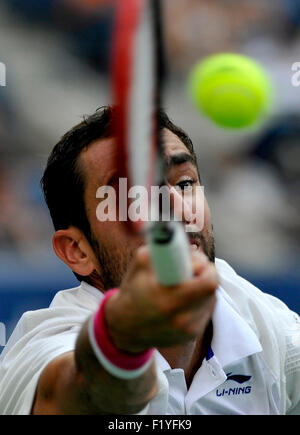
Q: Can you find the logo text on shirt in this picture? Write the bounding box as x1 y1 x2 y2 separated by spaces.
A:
216 373 252 397
216 386 252 397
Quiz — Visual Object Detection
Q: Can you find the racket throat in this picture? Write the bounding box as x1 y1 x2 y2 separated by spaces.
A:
150 221 174 244
147 221 193 286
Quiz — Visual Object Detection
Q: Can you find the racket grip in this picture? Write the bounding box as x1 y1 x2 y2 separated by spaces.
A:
148 221 193 286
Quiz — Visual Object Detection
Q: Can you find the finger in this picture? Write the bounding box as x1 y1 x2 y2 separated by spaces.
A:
171 263 219 307
134 245 152 268
172 295 216 335
191 250 209 276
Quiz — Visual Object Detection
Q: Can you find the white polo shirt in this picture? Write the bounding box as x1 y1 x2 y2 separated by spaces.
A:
149 287 279 415
0 259 299 415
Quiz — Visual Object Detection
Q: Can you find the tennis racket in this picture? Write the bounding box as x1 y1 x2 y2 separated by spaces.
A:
112 0 192 286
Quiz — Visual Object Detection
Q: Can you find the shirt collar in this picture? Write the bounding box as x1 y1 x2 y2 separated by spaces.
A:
154 349 172 371
156 287 262 372
81 281 104 303
211 286 262 367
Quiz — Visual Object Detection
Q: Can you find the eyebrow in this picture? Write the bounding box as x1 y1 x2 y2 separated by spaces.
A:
164 152 198 170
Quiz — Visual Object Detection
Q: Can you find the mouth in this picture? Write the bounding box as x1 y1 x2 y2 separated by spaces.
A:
189 231 215 263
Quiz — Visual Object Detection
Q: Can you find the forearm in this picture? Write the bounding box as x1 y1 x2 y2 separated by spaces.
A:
32 318 158 415
73 319 158 415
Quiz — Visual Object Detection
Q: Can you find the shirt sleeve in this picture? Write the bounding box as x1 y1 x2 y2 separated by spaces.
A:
285 312 300 415
0 312 81 415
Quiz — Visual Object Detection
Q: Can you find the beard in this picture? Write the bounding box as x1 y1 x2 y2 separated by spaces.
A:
85 224 215 291
88 232 136 291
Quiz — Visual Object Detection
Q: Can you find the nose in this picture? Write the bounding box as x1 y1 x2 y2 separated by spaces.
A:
169 186 205 233
169 187 195 224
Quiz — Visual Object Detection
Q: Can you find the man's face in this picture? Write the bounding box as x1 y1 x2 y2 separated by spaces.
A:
80 128 215 290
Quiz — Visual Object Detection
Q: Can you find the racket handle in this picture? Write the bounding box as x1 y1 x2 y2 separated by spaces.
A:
147 221 193 286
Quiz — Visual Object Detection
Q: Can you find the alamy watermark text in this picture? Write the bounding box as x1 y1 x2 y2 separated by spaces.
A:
0 62 6 87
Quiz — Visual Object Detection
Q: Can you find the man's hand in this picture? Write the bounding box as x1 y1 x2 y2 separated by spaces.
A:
32 246 218 415
105 246 218 353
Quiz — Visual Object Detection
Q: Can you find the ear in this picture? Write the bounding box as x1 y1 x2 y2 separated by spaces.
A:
52 227 96 277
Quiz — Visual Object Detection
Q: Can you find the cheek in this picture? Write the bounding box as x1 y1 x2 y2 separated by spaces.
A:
92 219 144 252
203 199 212 231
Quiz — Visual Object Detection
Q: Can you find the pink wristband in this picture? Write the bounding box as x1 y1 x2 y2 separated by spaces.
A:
88 289 154 379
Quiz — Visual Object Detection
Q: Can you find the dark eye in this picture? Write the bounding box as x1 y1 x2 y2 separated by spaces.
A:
176 179 195 191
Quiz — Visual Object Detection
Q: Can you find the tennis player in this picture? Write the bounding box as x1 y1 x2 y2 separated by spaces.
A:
0 107 299 415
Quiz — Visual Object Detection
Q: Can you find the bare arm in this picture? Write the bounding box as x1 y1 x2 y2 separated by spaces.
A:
32 247 218 414
32 320 157 415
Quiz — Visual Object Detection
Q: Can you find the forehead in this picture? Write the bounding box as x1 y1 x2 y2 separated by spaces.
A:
80 129 192 187
162 129 192 157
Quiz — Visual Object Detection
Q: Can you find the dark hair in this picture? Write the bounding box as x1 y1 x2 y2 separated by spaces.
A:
41 106 198 280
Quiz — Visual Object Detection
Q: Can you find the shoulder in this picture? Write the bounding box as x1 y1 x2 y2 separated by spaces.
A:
0 282 101 414
215 258 300 414
215 258 298 323
215 257 299 364
17 283 100 338
2 282 101 359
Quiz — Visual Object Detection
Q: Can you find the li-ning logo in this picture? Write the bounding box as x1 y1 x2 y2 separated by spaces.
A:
216 373 252 397
226 372 252 384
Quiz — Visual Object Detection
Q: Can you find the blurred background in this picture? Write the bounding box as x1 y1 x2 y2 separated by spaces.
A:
0 0 299 349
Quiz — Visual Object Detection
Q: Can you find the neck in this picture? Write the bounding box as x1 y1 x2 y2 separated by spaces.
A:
158 321 213 388
83 270 106 294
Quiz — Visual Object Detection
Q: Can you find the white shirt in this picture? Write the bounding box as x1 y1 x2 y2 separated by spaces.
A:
149 288 279 415
0 259 299 415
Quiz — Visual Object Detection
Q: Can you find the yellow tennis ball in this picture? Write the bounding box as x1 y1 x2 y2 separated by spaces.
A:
188 53 272 129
